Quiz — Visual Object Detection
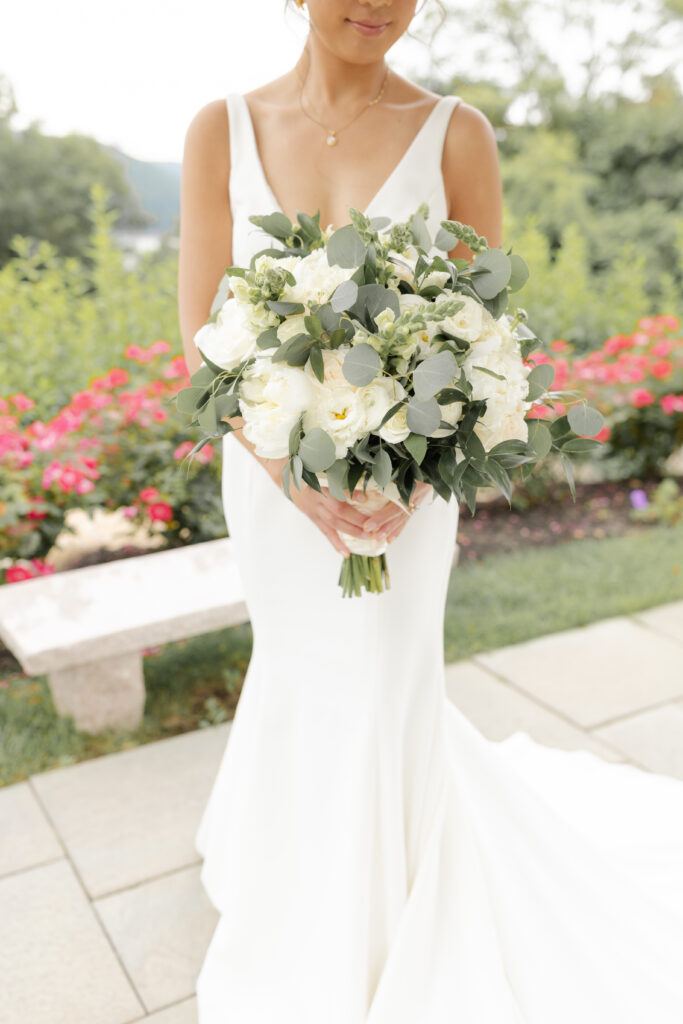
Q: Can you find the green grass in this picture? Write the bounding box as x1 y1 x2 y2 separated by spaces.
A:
444 521 683 661
1 522 681 786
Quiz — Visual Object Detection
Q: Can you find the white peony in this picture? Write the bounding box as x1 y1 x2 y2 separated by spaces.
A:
238 351 314 458
302 347 399 459
280 248 356 307
194 299 261 371
462 315 531 451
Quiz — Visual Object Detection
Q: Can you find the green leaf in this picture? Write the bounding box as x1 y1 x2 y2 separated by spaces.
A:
481 458 512 505
330 279 359 313
438 447 457 488
266 300 305 315
567 404 604 437
176 386 207 415
214 392 240 420
281 460 292 500
327 224 366 268
324 459 350 502
209 275 232 316
507 253 530 292
249 211 293 240
404 432 427 465
271 333 312 366
527 420 552 459
559 452 576 502
471 364 506 381
372 447 392 487
560 437 602 453
342 343 381 385
309 343 325 383
197 394 218 433
256 327 280 349
410 211 432 251
299 427 337 471
433 226 459 252
470 248 511 299
304 314 323 339
406 397 441 436
526 362 555 401
377 399 405 428
288 415 303 456
297 211 321 239
291 453 304 489
190 364 215 388
412 350 458 400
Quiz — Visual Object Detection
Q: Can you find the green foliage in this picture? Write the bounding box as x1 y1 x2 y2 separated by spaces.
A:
0 117 152 267
502 209 683 350
0 182 181 415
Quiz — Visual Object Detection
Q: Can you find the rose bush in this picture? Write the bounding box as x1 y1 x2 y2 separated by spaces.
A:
0 343 226 584
525 314 682 478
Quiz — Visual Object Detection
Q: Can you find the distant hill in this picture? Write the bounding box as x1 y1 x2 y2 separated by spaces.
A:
103 144 181 236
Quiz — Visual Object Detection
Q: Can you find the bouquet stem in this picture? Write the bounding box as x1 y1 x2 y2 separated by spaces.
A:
339 552 390 598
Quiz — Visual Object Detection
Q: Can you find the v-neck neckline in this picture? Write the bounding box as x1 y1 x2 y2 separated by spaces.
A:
237 92 449 228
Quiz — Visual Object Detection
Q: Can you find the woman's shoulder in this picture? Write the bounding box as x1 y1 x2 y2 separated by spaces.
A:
182 97 231 176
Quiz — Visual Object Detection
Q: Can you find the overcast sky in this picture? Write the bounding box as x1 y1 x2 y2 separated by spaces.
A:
3 0 680 164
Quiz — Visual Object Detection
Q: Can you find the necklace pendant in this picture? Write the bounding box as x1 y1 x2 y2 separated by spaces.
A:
326 133 337 146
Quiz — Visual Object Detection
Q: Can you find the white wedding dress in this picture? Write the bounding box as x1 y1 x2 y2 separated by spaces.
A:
194 92 683 1022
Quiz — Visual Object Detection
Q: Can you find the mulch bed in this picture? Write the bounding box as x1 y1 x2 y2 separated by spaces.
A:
454 475 675 564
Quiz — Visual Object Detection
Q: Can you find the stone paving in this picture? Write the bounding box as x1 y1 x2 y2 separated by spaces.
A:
1 599 682 1024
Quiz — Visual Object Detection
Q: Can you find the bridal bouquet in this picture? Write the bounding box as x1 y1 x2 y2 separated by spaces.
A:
175 205 604 597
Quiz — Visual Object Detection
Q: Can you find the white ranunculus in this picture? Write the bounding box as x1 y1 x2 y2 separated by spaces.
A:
280 248 356 307
194 300 261 371
238 351 314 458
440 295 485 343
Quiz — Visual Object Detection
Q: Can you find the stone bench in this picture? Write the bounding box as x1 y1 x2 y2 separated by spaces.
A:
0 538 249 734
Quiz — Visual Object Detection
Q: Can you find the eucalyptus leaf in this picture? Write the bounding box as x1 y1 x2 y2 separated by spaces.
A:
291 453 304 489
197 395 218 434
567 404 604 437
470 248 511 299
327 224 366 268
342 343 381 386
176 386 208 415
508 253 530 292
299 427 337 472
406 396 441 436
403 432 427 465
527 420 552 459
433 226 458 252
266 300 305 315
372 447 392 487
330 279 359 313
256 327 280 350
410 212 432 251
214 392 240 421
190 364 216 388
324 459 350 502
413 350 458 400
309 343 325 383
249 211 293 240
209 275 232 317
526 362 555 401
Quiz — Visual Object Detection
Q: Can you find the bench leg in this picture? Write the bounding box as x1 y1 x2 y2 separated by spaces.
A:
48 653 146 734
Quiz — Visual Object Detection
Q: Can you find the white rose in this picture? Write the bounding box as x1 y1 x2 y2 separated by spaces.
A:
432 398 464 438
462 317 531 452
238 352 314 458
281 248 355 307
441 295 485 343
194 300 260 371
376 381 411 443
276 313 309 344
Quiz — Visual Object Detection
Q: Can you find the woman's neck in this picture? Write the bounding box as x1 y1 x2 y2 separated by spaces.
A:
293 37 389 113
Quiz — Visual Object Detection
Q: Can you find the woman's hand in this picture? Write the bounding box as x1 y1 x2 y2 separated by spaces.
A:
264 456 376 557
359 480 434 543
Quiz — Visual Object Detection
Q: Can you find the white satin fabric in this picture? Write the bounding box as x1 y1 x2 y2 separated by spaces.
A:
194 91 683 1022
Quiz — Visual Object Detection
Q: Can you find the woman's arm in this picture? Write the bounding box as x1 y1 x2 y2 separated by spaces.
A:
176 100 373 552
441 101 504 260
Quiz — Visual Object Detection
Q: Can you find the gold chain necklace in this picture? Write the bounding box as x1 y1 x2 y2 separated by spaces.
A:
294 54 390 147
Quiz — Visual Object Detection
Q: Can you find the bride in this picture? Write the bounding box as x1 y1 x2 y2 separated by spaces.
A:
177 1 683 1021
